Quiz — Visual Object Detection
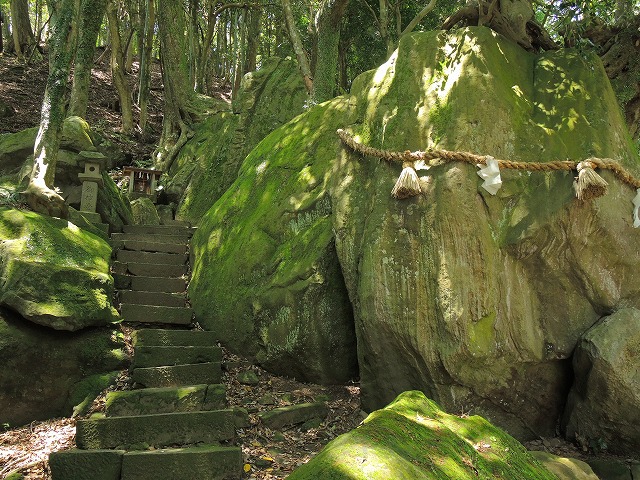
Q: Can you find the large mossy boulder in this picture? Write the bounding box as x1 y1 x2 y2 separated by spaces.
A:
0 208 118 330
0 307 126 427
190 26 640 440
562 308 640 456
167 57 308 223
287 390 557 480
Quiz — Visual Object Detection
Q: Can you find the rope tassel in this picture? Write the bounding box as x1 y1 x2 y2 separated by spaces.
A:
574 160 608 201
391 160 422 199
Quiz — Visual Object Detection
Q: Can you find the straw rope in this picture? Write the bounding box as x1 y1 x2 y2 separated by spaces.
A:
337 129 640 189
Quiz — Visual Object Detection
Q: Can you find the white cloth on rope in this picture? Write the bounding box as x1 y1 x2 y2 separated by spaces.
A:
633 188 640 228
477 156 502 195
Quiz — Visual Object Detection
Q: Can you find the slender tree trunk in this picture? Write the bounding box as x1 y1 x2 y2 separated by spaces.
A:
106 0 134 133
232 9 245 100
281 0 313 93
10 0 36 59
0 9 4 53
138 0 154 136
244 7 260 73
69 0 107 118
311 0 349 103
155 0 195 171
25 0 79 218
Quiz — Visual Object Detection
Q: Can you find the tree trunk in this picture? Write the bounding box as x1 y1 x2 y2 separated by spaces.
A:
311 0 349 103
137 0 155 136
0 9 4 53
10 0 36 59
244 7 260 73
106 0 134 133
155 0 195 171
68 0 107 118
232 9 245 101
24 0 79 218
281 0 313 93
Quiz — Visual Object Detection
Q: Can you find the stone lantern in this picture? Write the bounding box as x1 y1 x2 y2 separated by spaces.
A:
77 151 106 213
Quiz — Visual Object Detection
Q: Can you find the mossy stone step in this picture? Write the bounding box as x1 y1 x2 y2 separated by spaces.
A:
113 262 188 278
121 304 193 325
105 384 226 417
117 249 188 266
132 362 222 387
133 345 222 368
121 445 242 480
49 449 125 480
76 409 236 450
116 240 188 255
114 275 187 293
111 232 191 245
123 225 195 236
132 329 219 347
119 290 186 308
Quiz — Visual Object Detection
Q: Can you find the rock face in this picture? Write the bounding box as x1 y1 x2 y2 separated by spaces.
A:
0 307 126 426
287 390 557 479
0 208 119 330
190 26 640 441
167 57 308 223
563 308 640 456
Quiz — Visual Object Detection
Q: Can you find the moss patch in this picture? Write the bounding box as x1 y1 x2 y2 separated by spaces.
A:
288 391 556 480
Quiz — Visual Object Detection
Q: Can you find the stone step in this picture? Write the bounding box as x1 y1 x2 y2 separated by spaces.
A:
117 249 188 266
112 262 188 278
49 446 242 480
114 275 187 293
49 449 125 480
75 410 236 450
121 304 193 325
111 232 191 245
111 239 188 255
119 290 186 308
132 362 222 387
105 384 226 417
132 329 219 347
123 225 195 236
121 445 242 480
133 345 222 368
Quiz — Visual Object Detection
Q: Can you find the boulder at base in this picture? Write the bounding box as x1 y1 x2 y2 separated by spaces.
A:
0 307 126 427
190 26 640 441
0 208 118 330
130 197 161 225
287 390 557 480
563 308 640 456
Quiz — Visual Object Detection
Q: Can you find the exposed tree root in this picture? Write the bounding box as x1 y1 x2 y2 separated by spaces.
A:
22 182 69 219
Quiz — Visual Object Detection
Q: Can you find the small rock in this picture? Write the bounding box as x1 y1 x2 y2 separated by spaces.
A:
273 432 285 442
258 394 276 405
259 402 328 430
300 417 323 431
238 371 260 386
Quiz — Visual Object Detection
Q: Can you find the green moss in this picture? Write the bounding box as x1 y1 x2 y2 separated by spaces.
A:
288 391 556 480
67 371 120 417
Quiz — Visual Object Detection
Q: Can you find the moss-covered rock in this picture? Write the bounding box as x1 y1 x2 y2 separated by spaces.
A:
0 307 126 427
0 127 37 177
287 390 557 479
191 26 640 441
0 207 118 330
189 99 359 384
529 451 599 480
167 57 308 223
130 197 161 225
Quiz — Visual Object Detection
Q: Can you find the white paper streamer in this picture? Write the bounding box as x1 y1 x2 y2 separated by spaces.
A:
477 156 502 195
633 188 640 228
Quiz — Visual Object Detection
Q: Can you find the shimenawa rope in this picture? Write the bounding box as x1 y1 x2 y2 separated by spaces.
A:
336 129 640 201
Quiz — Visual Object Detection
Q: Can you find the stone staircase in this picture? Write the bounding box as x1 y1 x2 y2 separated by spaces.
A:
49 225 246 480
